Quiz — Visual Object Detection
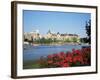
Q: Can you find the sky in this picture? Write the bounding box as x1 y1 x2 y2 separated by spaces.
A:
23 10 91 38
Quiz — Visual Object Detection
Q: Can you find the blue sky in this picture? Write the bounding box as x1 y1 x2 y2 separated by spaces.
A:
23 10 91 38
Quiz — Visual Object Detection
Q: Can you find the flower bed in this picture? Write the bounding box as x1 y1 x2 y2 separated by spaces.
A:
38 47 91 68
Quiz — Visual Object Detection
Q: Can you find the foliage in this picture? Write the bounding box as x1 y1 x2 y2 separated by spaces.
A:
64 38 71 42
71 37 78 43
85 20 91 44
80 37 88 43
38 48 91 68
34 38 54 44
24 38 28 42
33 37 79 44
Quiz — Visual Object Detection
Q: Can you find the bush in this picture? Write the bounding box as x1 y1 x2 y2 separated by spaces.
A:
38 48 91 68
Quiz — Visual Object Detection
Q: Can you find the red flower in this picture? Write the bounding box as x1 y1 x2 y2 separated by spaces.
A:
53 62 60 66
53 54 58 57
60 52 65 55
73 56 77 63
61 63 70 67
65 56 72 63
39 47 91 68
48 60 53 64
72 48 75 52
47 55 53 59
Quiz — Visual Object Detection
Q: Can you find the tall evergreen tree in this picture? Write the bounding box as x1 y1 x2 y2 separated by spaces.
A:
85 20 91 44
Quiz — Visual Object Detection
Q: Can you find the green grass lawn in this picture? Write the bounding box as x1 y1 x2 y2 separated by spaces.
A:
23 60 41 69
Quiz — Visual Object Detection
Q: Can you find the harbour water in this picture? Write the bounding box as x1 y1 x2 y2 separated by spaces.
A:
23 44 87 62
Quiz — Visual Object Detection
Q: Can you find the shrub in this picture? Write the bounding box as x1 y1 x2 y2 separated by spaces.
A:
38 47 91 68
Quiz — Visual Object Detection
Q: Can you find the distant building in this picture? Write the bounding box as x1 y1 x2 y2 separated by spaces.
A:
24 30 40 41
46 30 57 39
24 32 32 41
24 29 80 43
45 30 80 42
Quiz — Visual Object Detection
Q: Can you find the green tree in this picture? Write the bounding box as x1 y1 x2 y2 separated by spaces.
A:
80 38 88 43
64 38 71 42
71 37 78 43
24 38 28 42
85 20 91 44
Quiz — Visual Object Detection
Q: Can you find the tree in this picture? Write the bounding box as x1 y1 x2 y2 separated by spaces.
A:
64 38 71 42
85 20 91 44
80 37 88 43
24 38 28 42
71 37 78 43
